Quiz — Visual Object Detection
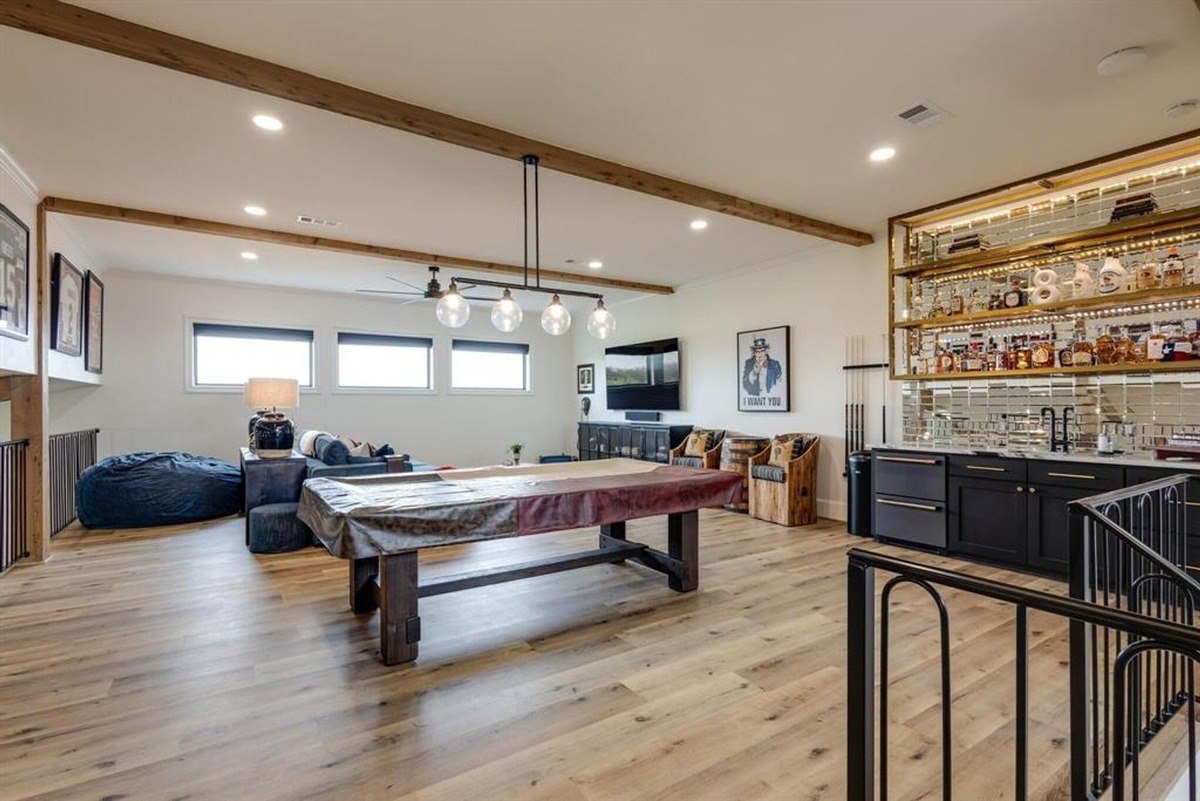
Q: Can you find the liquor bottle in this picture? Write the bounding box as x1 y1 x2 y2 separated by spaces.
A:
1135 248 1161 291
1058 341 1074 368
968 288 987 314
1014 337 1033 370
1097 256 1127 294
1167 325 1195 361
1072 337 1095 367
1115 327 1135 363
1003 280 1026 308
1161 247 1186 288
1146 325 1167 361
1095 329 1117 365
964 341 983 372
949 288 965 316
1031 337 1055 369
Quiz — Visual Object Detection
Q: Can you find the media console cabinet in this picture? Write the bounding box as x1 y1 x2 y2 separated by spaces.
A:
872 447 1200 575
577 422 693 463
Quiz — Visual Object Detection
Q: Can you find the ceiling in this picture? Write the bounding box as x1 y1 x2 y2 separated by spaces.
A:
3 0 1200 296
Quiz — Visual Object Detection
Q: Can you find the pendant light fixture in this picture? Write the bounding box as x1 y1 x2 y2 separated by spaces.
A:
438 154 616 339
490 288 523 332
435 279 470 328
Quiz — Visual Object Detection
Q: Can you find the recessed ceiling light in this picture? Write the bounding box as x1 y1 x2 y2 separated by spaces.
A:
243 205 267 216
1096 47 1148 78
869 146 897 163
588 260 603 269
241 251 259 260
252 114 283 131
689 219 708 231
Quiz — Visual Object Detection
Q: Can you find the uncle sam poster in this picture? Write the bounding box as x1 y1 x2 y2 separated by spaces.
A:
737 325 790 412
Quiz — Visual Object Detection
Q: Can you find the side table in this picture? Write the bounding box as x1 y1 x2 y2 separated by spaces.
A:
240 447 309 545
719 436 770 512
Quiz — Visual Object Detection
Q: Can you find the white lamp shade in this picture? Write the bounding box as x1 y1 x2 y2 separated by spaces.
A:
244 377 299 409
435 285 471 328
540 295 571 336
490 289 523 333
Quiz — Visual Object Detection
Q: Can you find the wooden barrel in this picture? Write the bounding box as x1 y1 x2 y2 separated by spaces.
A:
719 436 770 512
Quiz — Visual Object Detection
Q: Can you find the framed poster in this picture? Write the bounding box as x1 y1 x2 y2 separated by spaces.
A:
737 325 790 412
51 253 84 356
85 271 104 374
0 203 30 340
577 363 595 394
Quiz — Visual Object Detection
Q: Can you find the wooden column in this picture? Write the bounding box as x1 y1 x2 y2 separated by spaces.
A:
10 202 50 562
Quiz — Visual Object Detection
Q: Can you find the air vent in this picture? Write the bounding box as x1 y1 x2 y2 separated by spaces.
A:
297 214 342 227
897 101 952 129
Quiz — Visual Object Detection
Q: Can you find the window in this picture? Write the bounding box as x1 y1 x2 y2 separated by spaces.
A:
192 322 314 388
337 332 433 389
451 339 530 391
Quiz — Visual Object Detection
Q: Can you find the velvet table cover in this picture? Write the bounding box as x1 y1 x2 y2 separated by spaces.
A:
298 458 742 559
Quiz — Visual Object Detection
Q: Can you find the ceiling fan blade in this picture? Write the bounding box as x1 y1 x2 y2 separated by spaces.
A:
386 276 427 292
398 297 427 308
356 289 422 296
463 295 494 302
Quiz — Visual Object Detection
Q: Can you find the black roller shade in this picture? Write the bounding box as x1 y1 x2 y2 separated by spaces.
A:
338 332 433 348
452 339 530 355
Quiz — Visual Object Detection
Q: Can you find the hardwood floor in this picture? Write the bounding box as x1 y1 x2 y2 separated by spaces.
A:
0 509 1088 799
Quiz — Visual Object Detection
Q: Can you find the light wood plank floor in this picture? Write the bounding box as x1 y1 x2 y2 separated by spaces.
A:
0 510 1092 800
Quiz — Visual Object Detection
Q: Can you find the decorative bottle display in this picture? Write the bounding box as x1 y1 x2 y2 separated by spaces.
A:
1097 256 1127 294
1162 247 1186 288
1030 268 1062 304
1070 262 1096 298
1003 280 1026 308
1134 249 1161 291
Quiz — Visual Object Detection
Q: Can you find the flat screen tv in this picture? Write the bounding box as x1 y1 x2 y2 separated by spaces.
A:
604 338 681 411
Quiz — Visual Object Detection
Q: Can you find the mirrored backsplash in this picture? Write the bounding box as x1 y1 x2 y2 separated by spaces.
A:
900 372 1200 454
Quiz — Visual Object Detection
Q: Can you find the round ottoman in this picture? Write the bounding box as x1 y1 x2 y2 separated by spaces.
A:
248 502 313 554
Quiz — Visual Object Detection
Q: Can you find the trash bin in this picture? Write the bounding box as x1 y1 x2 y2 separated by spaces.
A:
847 450 872 537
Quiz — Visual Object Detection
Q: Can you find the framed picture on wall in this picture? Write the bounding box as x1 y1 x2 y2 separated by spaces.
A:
51 253 84 357
0 203 30 340
85 271 104 374
737 325 790 412
577 363 595 394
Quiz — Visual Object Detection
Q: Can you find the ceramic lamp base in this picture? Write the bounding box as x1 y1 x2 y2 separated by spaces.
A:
253 413 295 459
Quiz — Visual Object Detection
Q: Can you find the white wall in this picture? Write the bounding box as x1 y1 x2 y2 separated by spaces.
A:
571 238 891 520
49 270 578 466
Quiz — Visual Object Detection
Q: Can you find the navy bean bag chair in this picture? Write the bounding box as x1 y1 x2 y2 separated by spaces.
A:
77 452 243 529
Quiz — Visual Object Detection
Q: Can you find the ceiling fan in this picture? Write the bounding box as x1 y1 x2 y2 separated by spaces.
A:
355 266 492 307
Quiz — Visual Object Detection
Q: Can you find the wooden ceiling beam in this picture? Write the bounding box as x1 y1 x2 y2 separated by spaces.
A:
41 197 675 295
1 0 873 247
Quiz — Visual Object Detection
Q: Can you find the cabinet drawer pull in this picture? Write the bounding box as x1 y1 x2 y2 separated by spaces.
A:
876 498 940 512
878 456 940 465
965 465 1006 472
1046 471 1096 480
1186 502 1200 509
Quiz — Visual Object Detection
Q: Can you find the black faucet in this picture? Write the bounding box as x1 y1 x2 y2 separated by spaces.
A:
1041 407 1058 452
1061 405 1076 453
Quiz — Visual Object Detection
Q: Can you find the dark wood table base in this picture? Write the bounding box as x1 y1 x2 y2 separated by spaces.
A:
348 510 700 665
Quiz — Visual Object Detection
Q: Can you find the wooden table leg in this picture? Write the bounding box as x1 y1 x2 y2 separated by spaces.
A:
600 521 627 561
667 510 699 592
378 551 420 665
349 556 379 613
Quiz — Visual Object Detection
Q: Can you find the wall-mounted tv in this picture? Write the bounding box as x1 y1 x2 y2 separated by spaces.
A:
604 338 681 411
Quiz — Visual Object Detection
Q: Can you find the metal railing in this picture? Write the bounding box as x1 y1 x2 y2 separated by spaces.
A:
0 438 28 572
847 475 1200 800
48 429 98 537
1070 475 1200 801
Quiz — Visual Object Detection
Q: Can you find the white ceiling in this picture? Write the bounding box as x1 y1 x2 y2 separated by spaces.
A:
3 0 1200 295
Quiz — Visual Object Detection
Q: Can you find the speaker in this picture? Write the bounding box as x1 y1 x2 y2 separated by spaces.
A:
625 411 661 422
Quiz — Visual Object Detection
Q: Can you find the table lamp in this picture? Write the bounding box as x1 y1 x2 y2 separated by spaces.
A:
244 377 299 458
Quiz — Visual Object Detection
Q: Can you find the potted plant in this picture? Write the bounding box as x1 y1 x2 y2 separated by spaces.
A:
509 443 524 465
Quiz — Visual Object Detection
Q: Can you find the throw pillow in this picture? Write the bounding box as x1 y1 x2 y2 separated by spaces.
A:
297 429 328 457
314 434 351 466
767 434 799 467
683 430 712 457
347 440 372 458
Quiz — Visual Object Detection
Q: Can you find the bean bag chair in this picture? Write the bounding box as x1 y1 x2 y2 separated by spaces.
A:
77 452 243 529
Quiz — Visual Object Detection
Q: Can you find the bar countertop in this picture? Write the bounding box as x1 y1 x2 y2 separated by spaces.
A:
868 442 1200 471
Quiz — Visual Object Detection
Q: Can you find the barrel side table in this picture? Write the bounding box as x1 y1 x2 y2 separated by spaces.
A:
719 436 770 512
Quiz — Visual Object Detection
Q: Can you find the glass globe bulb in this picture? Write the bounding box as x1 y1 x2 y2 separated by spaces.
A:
586 299 616 340
540 294 571 336
490 289 523 333
435 282 470 328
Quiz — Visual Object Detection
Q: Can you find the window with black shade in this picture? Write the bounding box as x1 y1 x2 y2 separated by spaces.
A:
191 322 314 388
451 339 530 390
337 332 433 389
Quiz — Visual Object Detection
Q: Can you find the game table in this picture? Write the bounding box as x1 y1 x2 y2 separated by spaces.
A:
297 458 742 664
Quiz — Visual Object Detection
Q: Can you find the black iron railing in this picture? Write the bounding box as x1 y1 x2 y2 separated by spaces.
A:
49 428 98 537
0 438 28 572
1070 475 1200 801
848 476 1200 801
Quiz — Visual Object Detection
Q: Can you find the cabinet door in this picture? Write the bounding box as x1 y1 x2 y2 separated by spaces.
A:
655 431 671 462
577 425 590 460
1026 484 1094 575
948 476 1027 565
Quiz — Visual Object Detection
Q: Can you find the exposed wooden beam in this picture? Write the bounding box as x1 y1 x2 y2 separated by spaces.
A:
0 0 873 248
40 197 675 295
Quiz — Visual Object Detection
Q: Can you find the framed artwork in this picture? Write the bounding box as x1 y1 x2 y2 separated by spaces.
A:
0 203 30 340
737 325 790 412
576 363 595 394
85 271 104 374
51 253 84 357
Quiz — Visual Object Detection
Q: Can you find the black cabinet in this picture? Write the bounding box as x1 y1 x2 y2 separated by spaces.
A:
1025 483 1094 573
948 476 1027 566
577 422 692 463
871 451 948 550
